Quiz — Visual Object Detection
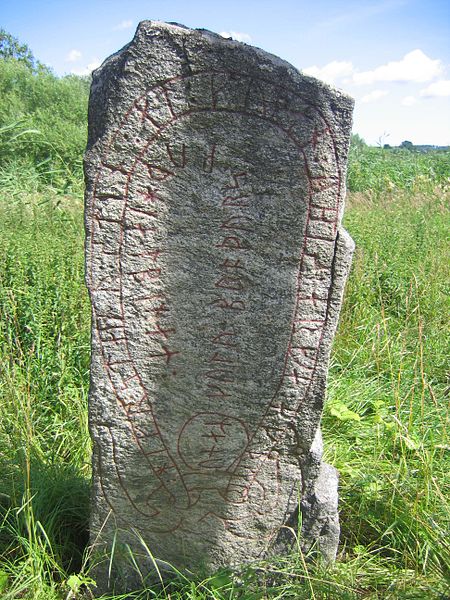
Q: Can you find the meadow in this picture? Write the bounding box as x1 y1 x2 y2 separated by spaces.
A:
0 51 449 599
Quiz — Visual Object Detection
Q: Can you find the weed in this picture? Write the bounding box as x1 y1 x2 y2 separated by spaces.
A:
0 183 448 598
0 87 448 597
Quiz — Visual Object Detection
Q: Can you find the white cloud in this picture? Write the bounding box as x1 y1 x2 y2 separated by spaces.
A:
113 20 133 31
302 60 354 85
402 95 417 106
219 31 252 43
353 49 443 85
361 89 388 103
70 59 101 76
66 49 82 62
420 80 450 97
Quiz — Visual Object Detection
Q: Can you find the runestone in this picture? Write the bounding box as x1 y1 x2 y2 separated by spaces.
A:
84 20 354 593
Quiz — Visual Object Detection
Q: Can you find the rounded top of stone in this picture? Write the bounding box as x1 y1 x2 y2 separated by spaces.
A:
129 20 353 105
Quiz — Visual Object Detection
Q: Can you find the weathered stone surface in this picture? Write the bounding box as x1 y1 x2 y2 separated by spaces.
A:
85 20 354 592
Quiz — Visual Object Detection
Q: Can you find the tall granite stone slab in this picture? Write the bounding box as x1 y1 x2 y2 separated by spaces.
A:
84 21 354 592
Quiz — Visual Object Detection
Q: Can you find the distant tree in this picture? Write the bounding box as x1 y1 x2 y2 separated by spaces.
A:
0 35 89 188
0 29 36 70
383 143 392 149
350 133 366 151
400 140 414 150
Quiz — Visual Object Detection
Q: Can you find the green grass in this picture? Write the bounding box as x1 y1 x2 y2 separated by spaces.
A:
325 189 449 597
347 144 450 195
0 194 91 599
0 58 89 194
0 154 449 598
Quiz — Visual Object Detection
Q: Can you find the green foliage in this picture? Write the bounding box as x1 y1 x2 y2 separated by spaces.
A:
0 57 89 193
0 30 448 598
350 133 367 152
400 140 413 150
0 29 37 72
0 195 91 599
0 186 448 598
325 190 449 597
347 144 450 194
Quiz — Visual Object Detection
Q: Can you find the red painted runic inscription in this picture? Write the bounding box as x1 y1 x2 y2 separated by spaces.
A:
202 169 254 404
88 67 346 545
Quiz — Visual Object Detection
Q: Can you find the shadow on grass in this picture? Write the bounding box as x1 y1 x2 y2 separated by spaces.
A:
339 485 450 597
0 457 90 575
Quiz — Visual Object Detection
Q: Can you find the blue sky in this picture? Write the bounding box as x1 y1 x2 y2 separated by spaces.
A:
2 0 449 145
